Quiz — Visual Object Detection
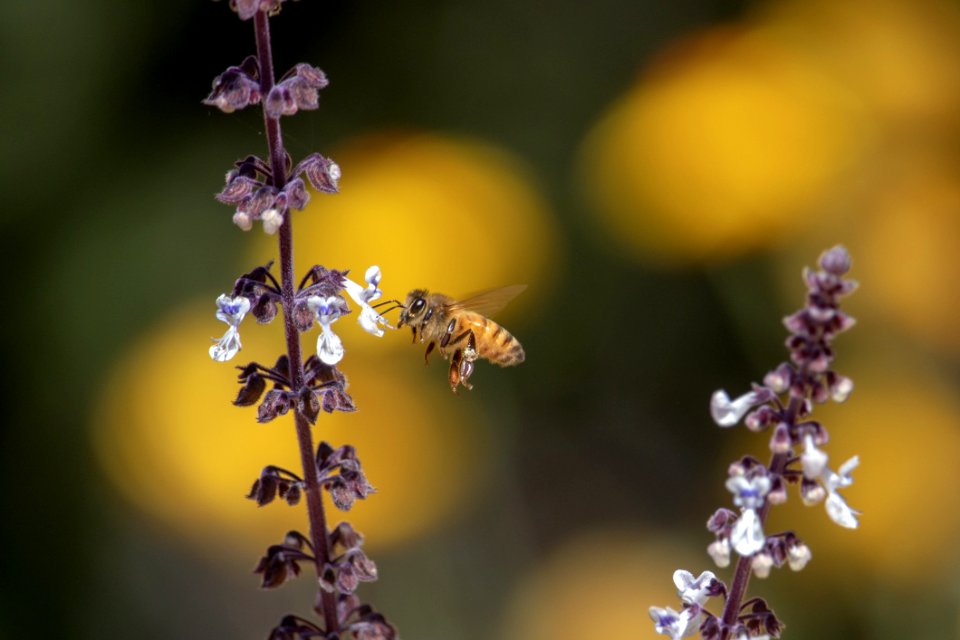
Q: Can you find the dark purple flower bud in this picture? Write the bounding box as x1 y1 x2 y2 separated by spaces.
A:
283 482 301 506
318 564 338 593
254 533 312 589
699 615 720 640
247 474 278 506
298 386 321 425
244 186 279 216
299 153 342 194
204 57 262 112
769 422 792 454
293 299 315 332
316 441 336 467
258 389 291 423
230 0 284 21
330 522 364 551
350 551 378 582
252 293 278 324
327 477 355 511
273 354 291 380
217 173 263 205
283 177 310 210
290 63 329 90
234 372 267 406
265 84 298 118
819 244 851 276
337 564 360 593
707 508 737 533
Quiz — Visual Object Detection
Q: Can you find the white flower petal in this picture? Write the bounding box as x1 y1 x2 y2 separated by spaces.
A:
726 475 770 510
751 552 774 579
649 605 701 639
358 305 387 337
801 433 829 479
826 491 860 529
707 539 731 568
261 208 283 234
317 325 344 365
710 390 759 427
673 569 716 606
209 326 242 362
730 509 766 556
787 543 812 571
215 294 251 326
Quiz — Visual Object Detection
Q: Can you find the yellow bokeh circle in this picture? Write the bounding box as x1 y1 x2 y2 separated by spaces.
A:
500 531 704 640
93 302 486 557
580 27 866 264
856 166 960 353
250 131 560 342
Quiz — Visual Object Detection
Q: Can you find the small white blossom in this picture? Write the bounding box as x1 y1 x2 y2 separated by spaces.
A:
751 551 774 578
787 542 812 571
673 570 716 606
726 476 770 556
801 433 828 479
824 456 861 529
232 210 253 231
710 389 760 427
726 475 771 510
261 208 284 234
649 605 701 640
308 295 347 365
209 294 250 362
707 538 731 568
830 374 854 402
730 508 766 556
343 265 391 337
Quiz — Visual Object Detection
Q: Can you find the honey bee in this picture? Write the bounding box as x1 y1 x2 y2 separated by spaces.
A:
396 285 526 393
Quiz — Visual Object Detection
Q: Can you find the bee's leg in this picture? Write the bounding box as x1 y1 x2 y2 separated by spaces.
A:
457 332 477 390
439 318 457 355
448 349 463 394
410 326 418 344
424 341 435 364
463 330 478 362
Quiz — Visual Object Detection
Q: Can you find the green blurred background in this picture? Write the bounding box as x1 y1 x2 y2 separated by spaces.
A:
4 0 960 638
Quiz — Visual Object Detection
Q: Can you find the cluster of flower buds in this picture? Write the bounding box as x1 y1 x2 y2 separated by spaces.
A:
268 600 398 640
255 530 315 589
209 263 391 366
215 153 340 234
246 441 375 513
223 0 286 21
651 246 861 640
318 523 378 595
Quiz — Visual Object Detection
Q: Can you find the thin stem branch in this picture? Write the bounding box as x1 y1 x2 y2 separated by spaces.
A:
253 11 340 635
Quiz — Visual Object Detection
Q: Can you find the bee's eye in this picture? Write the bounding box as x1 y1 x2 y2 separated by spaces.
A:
410 298 426 314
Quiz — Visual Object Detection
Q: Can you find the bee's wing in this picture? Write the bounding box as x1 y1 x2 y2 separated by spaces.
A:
446 284 527 316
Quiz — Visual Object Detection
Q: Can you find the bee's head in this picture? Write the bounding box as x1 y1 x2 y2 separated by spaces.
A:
397 289 428 328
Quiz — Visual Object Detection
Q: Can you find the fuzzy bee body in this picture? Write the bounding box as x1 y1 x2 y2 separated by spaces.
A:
397 286 526 392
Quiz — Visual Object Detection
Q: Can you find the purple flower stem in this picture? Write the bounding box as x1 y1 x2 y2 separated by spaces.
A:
253 10 340 634
719 397 802 632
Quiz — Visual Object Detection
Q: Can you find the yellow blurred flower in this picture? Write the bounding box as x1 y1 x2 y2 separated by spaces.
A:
856 164 960 354
499 531 704 640
580 27 866 265
249 131 560 342
762 0 960 126
93 302 487 557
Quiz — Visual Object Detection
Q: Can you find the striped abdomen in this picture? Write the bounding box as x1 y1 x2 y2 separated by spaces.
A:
457 311 525 367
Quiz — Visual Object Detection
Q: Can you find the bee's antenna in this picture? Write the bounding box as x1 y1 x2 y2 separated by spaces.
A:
373 299 404 309
375 303 405 316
